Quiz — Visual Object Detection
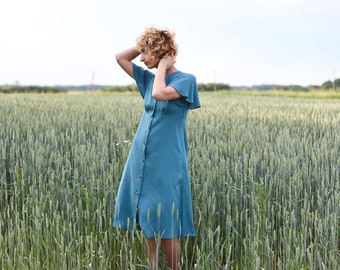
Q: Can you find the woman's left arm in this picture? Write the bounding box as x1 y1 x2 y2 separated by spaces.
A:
152 56 181 101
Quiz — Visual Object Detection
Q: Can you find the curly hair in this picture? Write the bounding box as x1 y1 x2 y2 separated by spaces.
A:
136 27 178 59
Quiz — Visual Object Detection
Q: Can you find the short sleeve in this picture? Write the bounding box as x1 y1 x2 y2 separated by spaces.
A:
169 73 201 109
133 64 155 99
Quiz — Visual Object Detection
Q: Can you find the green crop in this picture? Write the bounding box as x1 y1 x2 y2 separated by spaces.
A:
0 94 339 269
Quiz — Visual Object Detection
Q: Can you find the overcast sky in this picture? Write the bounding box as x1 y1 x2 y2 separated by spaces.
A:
0 0 339 86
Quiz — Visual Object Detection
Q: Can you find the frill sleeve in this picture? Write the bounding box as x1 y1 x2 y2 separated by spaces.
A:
169 73 201 109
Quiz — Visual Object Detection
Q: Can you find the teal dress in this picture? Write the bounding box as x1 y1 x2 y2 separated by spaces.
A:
113 64 200 238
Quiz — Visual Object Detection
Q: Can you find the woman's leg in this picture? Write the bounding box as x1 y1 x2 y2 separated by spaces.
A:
161 238 181 270
146 237 160 269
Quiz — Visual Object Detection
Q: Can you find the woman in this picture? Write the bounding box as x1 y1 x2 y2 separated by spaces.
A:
113 26 200 269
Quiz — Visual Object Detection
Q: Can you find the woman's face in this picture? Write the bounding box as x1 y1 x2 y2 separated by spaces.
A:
140 47 160 69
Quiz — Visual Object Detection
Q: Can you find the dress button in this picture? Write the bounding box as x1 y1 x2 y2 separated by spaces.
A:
138 175 142 179
136 192 140 195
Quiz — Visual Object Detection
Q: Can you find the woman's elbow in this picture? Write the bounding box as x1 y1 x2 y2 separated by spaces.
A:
152 91 164 101
115 53 122 63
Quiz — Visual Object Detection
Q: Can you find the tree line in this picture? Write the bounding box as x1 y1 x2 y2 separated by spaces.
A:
0 85 67 94
0 83 231 93
1 79 339 94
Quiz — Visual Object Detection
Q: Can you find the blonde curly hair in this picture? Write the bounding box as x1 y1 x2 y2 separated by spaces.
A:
136 27 178 59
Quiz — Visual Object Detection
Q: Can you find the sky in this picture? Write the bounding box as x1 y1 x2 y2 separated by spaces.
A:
0 0 339 87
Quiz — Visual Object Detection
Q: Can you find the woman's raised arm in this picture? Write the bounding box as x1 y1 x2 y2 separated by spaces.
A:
115 47 140 78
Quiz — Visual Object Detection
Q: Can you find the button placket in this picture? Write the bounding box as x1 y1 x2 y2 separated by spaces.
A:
135 103 155 205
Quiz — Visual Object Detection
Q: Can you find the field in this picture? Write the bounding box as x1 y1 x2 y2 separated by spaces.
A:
0 93 339 269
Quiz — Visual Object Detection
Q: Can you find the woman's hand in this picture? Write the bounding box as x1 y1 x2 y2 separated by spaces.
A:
152 55 180 101
158 55 176 71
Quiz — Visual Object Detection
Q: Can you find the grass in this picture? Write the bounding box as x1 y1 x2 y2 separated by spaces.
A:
0 93 339 269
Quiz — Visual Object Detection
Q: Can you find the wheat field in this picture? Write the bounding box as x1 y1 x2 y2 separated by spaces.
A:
0 94 339 269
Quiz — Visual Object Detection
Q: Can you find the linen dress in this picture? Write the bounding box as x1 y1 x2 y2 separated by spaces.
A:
113 64 200 239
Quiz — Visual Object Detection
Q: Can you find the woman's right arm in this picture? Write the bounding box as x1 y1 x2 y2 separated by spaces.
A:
115 47 141 79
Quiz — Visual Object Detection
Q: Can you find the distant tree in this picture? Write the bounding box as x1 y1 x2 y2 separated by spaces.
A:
321 80 333 89
197 83 230 91
335 79 340 88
